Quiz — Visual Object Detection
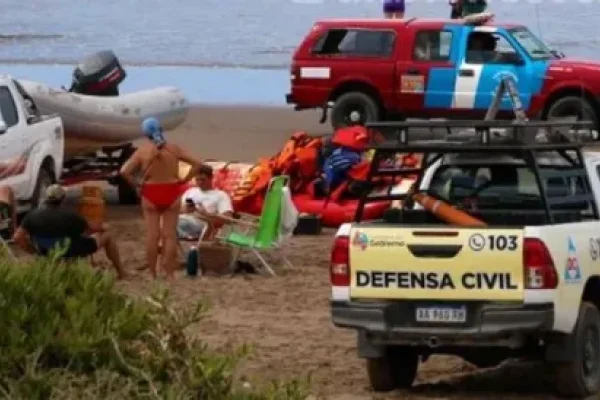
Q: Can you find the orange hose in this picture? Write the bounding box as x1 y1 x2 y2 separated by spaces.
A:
412 192 487 227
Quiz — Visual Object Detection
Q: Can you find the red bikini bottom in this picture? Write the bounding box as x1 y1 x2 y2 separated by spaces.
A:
140 182 187 211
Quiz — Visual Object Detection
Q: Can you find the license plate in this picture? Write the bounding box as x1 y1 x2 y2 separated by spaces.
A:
415 306 467 323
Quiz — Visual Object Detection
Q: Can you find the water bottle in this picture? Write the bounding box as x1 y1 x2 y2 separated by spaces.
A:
186 247 200 277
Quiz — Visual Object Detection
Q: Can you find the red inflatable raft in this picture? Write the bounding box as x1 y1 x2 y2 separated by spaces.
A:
292 194 390 226
237 193 391 227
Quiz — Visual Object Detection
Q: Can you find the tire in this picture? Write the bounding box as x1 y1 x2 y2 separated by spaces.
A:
366 346 419 392
554 301 600 398
331 91 380 130
31 167 54 209
116 145 140 205
117 177 139 205
545 96 598 131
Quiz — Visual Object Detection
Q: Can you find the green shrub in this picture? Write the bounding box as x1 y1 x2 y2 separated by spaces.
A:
0 249 308 399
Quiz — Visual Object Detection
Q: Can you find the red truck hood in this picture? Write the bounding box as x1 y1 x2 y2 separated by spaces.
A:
548 59 600 75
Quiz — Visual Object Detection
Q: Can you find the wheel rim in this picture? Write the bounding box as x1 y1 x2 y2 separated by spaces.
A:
583 324 600 378
549 104 596 125
341 103 368 126
38 174 52 207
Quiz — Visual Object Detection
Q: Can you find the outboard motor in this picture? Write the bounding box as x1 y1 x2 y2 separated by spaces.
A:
69 50 126 96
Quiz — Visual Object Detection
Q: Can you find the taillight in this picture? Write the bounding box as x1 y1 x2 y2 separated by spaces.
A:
523 238 558 289
331 236 350 287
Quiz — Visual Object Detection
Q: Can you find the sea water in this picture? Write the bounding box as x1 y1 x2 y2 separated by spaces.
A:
2 0 600 104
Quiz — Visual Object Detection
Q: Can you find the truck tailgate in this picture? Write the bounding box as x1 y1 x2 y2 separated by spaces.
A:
349 226 524 301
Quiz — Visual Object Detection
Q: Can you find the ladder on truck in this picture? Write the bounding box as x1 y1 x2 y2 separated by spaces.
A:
358 79 599 223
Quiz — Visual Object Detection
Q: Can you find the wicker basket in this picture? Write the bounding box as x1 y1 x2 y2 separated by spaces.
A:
199 244 233 276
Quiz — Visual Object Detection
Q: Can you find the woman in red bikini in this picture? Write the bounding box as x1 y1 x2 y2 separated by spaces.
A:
120 117 201 279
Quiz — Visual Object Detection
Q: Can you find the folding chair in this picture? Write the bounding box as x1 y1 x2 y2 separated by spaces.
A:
217 175 294 276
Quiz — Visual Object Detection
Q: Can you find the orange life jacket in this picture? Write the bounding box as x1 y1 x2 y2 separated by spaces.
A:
233 132 323 205
332 126 370 151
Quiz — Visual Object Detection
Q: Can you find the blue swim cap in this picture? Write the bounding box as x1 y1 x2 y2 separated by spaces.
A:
141 117 165 146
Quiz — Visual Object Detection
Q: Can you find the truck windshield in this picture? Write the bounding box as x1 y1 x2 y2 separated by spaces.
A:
509 27 553 60
428 164 589 212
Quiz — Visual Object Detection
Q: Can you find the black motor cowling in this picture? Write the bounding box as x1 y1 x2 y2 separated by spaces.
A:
69 50 126 96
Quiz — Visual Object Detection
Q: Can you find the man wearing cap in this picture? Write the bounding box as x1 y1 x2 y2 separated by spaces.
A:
12 184 126 279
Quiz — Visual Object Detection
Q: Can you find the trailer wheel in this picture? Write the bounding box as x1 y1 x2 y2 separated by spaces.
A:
117 177 139 205
366 346 419 392
116 144 140 205
554 301 600 398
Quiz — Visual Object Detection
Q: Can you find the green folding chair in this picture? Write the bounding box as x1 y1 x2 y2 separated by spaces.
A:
221 175 293 276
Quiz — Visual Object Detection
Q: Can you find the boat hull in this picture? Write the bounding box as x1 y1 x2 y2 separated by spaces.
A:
19 80 189 158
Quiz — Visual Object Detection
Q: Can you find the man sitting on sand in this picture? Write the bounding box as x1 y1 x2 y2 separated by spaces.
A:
12 184 126 279
178 165 234 241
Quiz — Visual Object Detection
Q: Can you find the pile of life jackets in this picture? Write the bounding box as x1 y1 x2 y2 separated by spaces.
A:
232 126 419 211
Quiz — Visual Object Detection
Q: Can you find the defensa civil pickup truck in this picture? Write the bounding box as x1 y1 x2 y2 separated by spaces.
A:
330 119 600 398
0 75 64 212
287 15 600 131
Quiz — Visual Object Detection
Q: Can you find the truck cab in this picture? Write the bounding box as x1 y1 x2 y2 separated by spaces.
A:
330 119 600 398
288 16 600 131
0 75 64 212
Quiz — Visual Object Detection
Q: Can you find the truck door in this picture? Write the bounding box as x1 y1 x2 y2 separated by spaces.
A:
394 26 459 117
0 85 32 199
453 27 532 112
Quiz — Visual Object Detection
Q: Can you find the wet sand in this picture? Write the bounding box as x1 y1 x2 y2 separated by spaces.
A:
67 105 563 399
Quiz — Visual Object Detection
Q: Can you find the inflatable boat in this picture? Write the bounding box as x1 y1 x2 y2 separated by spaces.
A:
17 51 189 159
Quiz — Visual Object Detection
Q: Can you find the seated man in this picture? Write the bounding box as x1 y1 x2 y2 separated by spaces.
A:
12 184 126 279
178 165 234 241
0 185 17 240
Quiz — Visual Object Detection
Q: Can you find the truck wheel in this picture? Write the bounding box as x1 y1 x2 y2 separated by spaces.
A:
366 346 419 392
546 96 598 130
331 91 380 130
31 167 54 209
554 301 600 398
117 177 139 205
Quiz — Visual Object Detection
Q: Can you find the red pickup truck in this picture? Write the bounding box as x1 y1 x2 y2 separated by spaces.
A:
286 17 600 130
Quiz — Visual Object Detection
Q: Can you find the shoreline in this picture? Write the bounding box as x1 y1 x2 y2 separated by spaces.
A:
1 64 291 106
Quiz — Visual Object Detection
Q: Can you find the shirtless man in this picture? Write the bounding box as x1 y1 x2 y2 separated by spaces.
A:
120 117 201 279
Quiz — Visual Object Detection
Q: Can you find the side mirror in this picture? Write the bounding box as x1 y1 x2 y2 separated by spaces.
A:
0 119 7 134
551 49 565 59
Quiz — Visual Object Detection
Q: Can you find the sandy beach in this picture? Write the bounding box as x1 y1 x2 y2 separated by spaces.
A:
61 105 562 399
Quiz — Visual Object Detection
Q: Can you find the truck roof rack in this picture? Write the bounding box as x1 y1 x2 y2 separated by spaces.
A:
355 119 599 223
367 119 598 151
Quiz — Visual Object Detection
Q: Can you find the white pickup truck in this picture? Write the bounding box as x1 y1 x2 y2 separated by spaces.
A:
0 75 64 212
330 120 600 398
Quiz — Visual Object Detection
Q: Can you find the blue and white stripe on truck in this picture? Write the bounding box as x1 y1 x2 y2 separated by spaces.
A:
424 25 550 111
